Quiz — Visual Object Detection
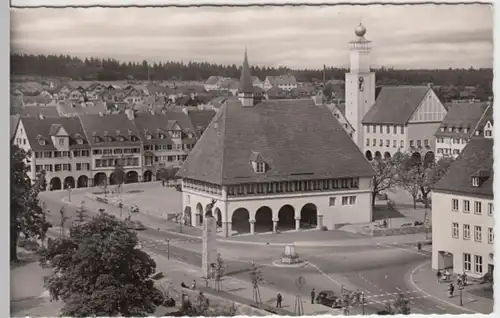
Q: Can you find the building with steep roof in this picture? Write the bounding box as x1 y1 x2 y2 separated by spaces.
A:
344 23 447 165
178 51 375 237
263 75 298 91
431 125 494 278
434 102 490 160
13 116 92 189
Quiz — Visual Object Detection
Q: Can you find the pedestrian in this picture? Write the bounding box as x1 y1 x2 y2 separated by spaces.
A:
417 242 422 252
276 293 282 308
448 283 455 298
311 288 316 304
462 273 467 286
436 270 442 283
383 219 387 228
457 275 462 286
191 279 196 290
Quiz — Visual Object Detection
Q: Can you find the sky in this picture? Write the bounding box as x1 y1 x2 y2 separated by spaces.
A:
10 4 493 69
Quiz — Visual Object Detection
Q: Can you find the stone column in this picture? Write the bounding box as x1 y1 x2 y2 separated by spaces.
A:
272 218 279 233
317 214 324 229
295 217 301 230
250 220 256 235
222 221 232 237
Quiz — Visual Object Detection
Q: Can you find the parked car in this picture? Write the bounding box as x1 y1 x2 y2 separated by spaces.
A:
316 290 340 308
125 219 146 231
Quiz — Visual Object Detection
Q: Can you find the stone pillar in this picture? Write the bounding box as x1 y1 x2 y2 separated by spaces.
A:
317 214 324 229
250 220 255 235
202 216 217 278
295 217 301 230
273 219 279 232
222 221 232 237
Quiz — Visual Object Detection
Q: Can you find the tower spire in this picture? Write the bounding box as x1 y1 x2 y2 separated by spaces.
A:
239 48 254 94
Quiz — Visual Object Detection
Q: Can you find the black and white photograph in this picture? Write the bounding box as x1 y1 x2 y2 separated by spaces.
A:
9 1 494 316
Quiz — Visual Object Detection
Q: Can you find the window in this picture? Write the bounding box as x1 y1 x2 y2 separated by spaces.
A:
393 125 397 134
43 151 52 158
463 253 471 272
488 203 493 216
409 140 414 147
342 196 349 205
437 138 444 143
485 130 492 137
474 255 483 274
453 149 460 155
472 177 479 187
329 197 336 206
379 125 383 133
463 224 470 240
416 140 422 147
256 162 265 173
366 139 370 146
437 148 443 154
424 139 429 147
393 140 397 148
349 196 356 205
372 139 376 146
386 126 390 134
488 227 494 244
366 126 369 134
77 139 83 144
44 164 52 172
400 140 404 148
58 138 64 145
76 163 82 171
452 199 459 211
385 140 390 147
379 139 383 147
474 226 482 242
474 201 482 215
463 200 470 213
452 223 459 238
400 126 404 134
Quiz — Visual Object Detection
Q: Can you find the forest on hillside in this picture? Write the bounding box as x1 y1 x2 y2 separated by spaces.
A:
10 54 493 94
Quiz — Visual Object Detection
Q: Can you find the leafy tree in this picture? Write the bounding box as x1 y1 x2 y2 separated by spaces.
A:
112 163 126 192
157 166 178 186
40 212 164 317
11 145 51 262
74 200 89 224
419 157 455 207
182 291 237 317
370 156 401 207
397 161 422 209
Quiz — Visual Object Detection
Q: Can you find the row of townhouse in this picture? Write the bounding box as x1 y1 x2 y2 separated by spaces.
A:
432 122 494 278
13 108 203 191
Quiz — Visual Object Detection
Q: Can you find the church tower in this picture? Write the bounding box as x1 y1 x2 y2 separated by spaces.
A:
238 49 255 107
345 23 376 149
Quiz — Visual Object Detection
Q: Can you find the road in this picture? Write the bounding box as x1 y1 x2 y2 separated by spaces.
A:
39 189 467 315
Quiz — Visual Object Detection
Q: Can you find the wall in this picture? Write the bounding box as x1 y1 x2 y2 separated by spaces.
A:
431 191 494 277
406 122 441 156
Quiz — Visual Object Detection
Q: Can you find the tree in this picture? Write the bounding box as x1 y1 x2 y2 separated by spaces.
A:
11 145 51 262
397 162 422 210
249 262 263 304
113 163 126 193
370 156 401 207
182 291 237 317
419 157 454 208
40 212 164 316
213 253 225 292
74 200 88 224
393 293 411 314
157 165 178 186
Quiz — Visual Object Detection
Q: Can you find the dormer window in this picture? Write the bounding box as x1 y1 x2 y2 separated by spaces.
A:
159 133 165 139
77 138 83 145
39 139 46 146
464 128 468 133
146 134 152 140
131 136 137 142
472 177 480 187
475 130 481 136
448 127 453 132
440 127 445 132
256 162 265 173
119 136 126 142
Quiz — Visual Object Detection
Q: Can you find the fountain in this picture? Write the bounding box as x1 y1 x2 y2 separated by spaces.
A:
281 244 300 264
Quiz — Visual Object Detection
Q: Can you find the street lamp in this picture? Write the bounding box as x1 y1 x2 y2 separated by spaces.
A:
118 200 123 219
458 282 464 306
166 238 170 260
361 291 365 315
66 185 72 202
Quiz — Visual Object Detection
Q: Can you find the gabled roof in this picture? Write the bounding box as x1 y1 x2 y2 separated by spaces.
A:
133 112 195 145
178 98 374 185
78 113 142 147
266 75 297 86
362 86 430 125
205 76 224 85
187 109 216 133
49 123 64 136
21 116 90 151
16 106 59 118
434 102 488 138
433 138 493 197
10 115 20 141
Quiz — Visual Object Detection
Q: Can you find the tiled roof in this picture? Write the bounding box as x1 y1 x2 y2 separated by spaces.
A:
205 76 223 85
187 109 216 133
434 102 488 138
21 116 90 151
56 101 107 116
362 86 430 125
78 113 142 147
433 138 493 197
220 79 239 90
132 112 196 145
266 86 287 98
267 75 297 86
10 115 20 141
178 98 374 185
17 106 60 118
475 103 494 130
22 95 53 105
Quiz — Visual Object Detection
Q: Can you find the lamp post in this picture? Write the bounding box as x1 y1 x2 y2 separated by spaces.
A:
118 201 123 219
66 185 72 202
166 238 170 260
361 291 365 315
458 282 464 306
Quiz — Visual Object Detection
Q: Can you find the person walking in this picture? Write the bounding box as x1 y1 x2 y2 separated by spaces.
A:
437 270 442 283
448 283 455 298
311 288 316 304
276 293 283 308
191 279 196 290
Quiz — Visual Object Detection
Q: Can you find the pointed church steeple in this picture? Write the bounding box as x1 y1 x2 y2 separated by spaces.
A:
238 49 255 107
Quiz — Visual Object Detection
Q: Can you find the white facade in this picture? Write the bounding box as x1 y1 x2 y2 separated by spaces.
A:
432 191 494 278
435 136 468 160
363 123 407 159
345 34 376 149
181 177 373 237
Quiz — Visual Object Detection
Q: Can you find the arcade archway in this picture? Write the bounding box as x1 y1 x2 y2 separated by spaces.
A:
63 176 75 189
374 151 382 161
300 203 318 228
255 206 273 233
232 208 250 234
365 150 373 161
50 177 61 190
278 205 295 231
77 175 88 188
423 151 435 168
93 172 107 187
384 152 391 160
143 170 153 182
125 171 139 184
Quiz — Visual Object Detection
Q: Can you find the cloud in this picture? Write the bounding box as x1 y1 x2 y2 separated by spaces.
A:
10 4 493 69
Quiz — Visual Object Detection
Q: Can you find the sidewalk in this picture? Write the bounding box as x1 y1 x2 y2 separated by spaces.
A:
149 250 346 316
409 261 493 314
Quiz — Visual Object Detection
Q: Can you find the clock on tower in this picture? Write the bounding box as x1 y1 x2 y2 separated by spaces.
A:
358 76 364 91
